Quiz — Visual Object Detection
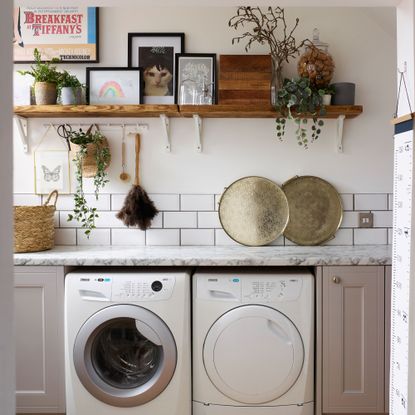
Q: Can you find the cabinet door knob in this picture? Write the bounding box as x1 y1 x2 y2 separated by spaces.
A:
332 276 341 284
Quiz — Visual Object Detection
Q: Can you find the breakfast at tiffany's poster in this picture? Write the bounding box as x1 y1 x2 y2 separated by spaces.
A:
13 6 98 63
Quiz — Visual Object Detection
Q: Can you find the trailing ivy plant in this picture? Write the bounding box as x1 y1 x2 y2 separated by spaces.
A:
67 128 111 237
275 77 327 148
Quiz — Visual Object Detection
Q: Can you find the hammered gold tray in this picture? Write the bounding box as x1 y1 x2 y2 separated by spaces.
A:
219 176 289 246
282 176 343 246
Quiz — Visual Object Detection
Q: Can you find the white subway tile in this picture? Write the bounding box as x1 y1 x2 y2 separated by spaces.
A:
95 211 125 228
111 229 145 246
146 229 179 246
181 194 214 211
388 193 393 210
77 229 111 246
354 194 388 211
215 194 222 211
267 236 285 246
373 211 393 228
340 211 359 228
111 194 127 211
14 194 42 206
354 228 388 245
388 228 393 245
149 194 180 211
215 229 239 246
340 194 354 211
198 212 221 228
150 213 163 228
54 228 76 245
164 212 197 228
60 211 82 228
55 194 110 211
284 238 296 246
324 229 353 246
181 229 214 246
54 211 60 228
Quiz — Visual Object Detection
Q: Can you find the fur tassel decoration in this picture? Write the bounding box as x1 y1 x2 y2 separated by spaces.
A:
116 133 158 230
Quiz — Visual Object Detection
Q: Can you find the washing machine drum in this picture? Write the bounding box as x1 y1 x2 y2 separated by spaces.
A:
73 304 177 407
203 305 304 404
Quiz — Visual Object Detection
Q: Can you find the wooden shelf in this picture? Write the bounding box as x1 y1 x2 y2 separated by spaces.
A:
14 104 363 119
14 104 180 118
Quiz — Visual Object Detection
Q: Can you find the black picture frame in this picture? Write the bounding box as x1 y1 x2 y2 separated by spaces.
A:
14 7 99 64
127 32 185 104
175 53 217 105
86 67 143 105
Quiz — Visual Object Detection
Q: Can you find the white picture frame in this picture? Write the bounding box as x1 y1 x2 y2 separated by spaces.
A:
34 150 70 195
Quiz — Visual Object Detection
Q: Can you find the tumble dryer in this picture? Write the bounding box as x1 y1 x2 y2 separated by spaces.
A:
65 269 191 415
192 269 314 415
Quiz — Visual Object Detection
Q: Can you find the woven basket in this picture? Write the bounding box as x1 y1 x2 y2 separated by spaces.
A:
82 137 111 178
14 190 58 253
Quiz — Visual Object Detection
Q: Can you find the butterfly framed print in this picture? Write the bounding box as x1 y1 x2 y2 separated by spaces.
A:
34 150 70 195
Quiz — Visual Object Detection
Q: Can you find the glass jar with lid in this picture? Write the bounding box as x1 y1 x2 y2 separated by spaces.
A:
298 28 335 87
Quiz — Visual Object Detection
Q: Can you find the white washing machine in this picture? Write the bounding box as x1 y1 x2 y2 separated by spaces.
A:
65 269 191 415
193 269 314 415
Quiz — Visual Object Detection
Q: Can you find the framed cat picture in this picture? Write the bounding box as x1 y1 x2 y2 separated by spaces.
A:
34 150 71 195
128 33 185 104
86 67 143 105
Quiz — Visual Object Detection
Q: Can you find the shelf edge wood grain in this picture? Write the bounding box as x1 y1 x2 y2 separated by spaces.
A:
14 104 363 119
14 104 180 118
179 105 363 119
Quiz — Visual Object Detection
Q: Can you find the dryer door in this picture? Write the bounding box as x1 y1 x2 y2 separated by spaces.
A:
203 305 304 404
73 304 177 407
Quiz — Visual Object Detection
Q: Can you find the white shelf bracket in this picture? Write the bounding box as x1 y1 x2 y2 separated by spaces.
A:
159 114 171 152
15 115 29 153
336 114 346 153
193 114 202 153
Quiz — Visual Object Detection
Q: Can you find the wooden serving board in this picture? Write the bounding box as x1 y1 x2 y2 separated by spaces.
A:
218 55 272 105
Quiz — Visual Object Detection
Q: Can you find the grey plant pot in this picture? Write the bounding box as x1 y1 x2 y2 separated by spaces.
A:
332 82 356 105
60 87 82 105
34 82 57 105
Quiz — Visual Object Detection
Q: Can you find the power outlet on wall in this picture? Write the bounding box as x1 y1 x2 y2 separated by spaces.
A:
359 212 373 228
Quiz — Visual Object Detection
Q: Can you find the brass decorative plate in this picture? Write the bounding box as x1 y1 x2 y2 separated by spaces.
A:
219 176 289 246
282 176 343 246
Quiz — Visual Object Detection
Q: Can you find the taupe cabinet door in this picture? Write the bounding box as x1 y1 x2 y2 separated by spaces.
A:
323 266 385 413
14 266 65 413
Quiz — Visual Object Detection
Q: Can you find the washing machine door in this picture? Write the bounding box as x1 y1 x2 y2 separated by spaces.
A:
73 304 177 407
203 305 304 404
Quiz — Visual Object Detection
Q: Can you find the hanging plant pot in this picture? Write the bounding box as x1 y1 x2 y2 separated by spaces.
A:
34 81 57 105
60 86 83 105
82 138 111 178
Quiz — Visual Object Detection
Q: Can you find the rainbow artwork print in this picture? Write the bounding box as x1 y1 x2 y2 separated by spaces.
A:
98 80 125 98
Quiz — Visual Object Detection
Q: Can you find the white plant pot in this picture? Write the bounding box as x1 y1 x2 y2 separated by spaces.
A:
322 94 332 106
60 87 82 105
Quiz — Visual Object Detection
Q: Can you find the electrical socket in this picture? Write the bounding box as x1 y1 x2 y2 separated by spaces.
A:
359 212 373 228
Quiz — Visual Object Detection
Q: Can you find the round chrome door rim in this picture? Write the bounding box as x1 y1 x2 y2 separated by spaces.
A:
73 304 177 407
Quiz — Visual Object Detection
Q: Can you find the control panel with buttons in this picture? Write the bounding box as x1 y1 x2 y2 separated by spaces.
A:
110 276 175 302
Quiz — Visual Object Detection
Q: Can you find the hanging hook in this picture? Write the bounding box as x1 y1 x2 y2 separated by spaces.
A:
398 61 407 74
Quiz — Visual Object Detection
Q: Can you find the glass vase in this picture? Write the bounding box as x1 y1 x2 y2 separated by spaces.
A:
270 55 283 106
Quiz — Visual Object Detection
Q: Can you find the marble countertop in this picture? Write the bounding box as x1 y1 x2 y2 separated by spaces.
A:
14 245 392 267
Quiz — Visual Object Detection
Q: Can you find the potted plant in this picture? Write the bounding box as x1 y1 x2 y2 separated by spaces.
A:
275 77 327 148
67 127 111 237
320 84 335 106
228 7 308 103
58 70 84 105
18 48 60 105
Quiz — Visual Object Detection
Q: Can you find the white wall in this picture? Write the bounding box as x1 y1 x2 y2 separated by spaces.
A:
14 7 396 195
1 0 15 414
396 0 414 116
